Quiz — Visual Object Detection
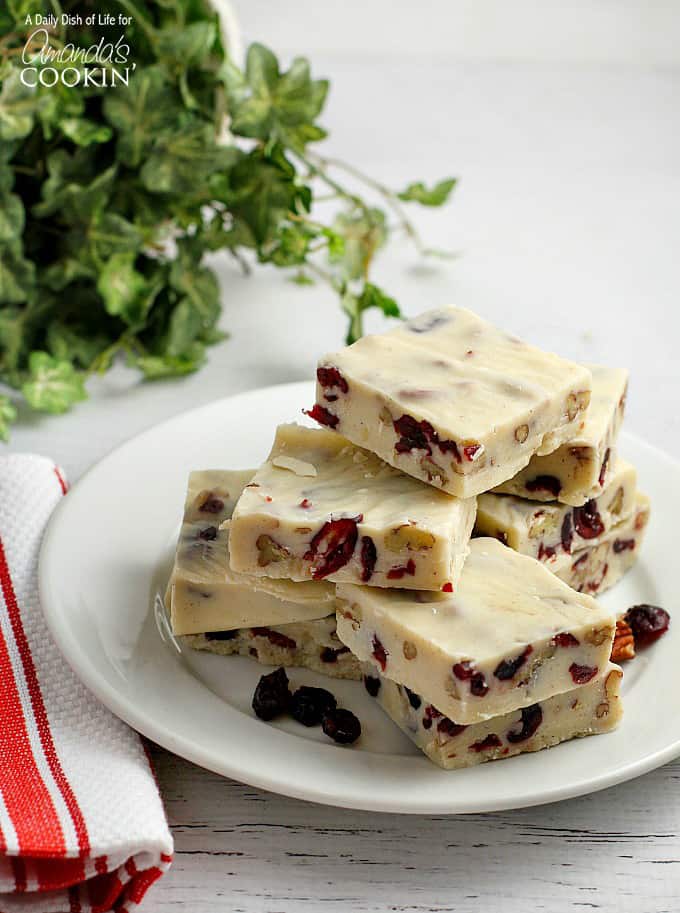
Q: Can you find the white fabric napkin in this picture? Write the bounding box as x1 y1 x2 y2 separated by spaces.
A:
0 453 173 912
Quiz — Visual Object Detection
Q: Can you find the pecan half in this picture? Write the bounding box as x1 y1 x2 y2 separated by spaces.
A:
610 618 635 662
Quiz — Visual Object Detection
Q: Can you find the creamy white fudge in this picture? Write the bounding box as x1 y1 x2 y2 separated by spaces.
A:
475 459 637 566
186 616 361 680
168 469 335 636
363 662 623 769
494 364 628 506
228 424 476 591
336 538 615 725
554 493 650 595
309 307 592 498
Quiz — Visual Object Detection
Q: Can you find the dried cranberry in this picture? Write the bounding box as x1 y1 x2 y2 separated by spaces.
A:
552 632 580 648
364 674 380 697
251 627 297 650
304 404 339 428
537 543 556 561
320 645 350 663
438 438 461 460
290 686 337 727
205 629 238 641
463 444 482 461
317 366 348 394
453 661 489 696
437 718 467 738
197 525 218 541
387 558 416 580
441 582 454 593
493 645 533 681
507 704 543 743
372 635 388 671
299 498 312 509
525 476 562 498
469 733 502 753
404 687 421 710
624 605 670 648
321 708 361 744
393 415 434 454
569 663 598 684
613 538 635 553
422 705 442 729
573 500 604 539
495 530 509 546
304 516 361 579
599 448 611 487
561 514 574 553
360 536 377 583
199 495 224 514
252 667 291 721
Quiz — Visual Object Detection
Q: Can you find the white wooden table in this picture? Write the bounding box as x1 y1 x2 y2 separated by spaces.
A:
9 3 680 908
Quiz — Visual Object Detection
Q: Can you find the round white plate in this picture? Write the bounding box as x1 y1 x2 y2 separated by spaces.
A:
39 382 679 814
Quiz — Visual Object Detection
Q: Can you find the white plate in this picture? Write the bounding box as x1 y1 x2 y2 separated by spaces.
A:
39 382 679 814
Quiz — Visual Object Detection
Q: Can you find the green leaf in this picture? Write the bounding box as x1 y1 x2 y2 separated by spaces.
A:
224 148 301 247
397 178 457 207
33 150 117 221
0 192 24 242
0 306 26 376
0 68 38 141
269 223 313 267
342 282 401 344
0 244 36 304
43 258 97 292
133 345 206 379
169 255 220 332
60 118 113 147
331 207 387 280
157 21 217 72
141 123 236 195
87 212 144 259
0 395 16 442
21 351 87 414
46 322 109 369
97 253 160 327
103 67 179 168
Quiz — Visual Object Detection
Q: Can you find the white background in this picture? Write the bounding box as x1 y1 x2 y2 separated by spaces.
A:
8 1 680 910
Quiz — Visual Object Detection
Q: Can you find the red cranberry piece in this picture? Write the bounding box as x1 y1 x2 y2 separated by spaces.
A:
453 660 474 680
252 667 291 720
438 437 461 461
320 645 350 663
573 499 604 540
393 415 434 454
469 733 502 753
493 645 533 681
372 634 388 671
251 627 297 650
561 514 574 553
290 686 337 726
360 535 377 583
525 476 562 497
304 404 339 428
317 366 348 394
437 718 467 738
537 543 556 561
199 495 224 514
495 530 509 546
364 674 381 697
404 687 421 710
569 663 598 684
304 515 362 579
613 538 635 553
452 661 488 696
422 705 442 729
322 708 361 744
441 582 453 593
462 444 481 461
507 704 543 743
387 558 416 580
624 605 670 648
552 632 580 648
197 525 218 541
599 448 611 487
299 498 312 509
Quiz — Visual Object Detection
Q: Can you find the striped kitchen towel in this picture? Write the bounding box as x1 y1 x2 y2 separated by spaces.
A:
0 453 173 912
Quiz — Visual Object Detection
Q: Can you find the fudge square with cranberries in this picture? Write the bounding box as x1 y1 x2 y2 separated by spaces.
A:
308 307 592 498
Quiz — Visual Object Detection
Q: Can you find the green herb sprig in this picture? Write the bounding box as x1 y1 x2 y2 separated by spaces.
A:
0 1 456 440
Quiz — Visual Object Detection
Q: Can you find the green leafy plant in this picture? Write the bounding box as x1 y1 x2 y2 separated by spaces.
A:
0 1 456 440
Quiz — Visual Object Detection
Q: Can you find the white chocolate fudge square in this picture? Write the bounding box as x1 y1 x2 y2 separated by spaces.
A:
494 364 628 506
228 424 476 591
186 616 361 680
363 663 623 769
168 469 335 636
310 307 592 498
554 493 650 596
475 459 637 566
336 538 615 725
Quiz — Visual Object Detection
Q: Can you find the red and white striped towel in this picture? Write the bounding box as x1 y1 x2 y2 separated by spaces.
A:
0 454 173 912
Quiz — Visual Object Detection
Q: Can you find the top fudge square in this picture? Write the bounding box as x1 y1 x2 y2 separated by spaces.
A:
228 424 476 591
309 307 592 498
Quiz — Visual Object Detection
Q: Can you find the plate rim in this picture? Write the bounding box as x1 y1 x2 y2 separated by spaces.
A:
38 381 680 814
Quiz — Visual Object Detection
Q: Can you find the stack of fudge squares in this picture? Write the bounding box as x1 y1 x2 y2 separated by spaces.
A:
167 307 649 770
